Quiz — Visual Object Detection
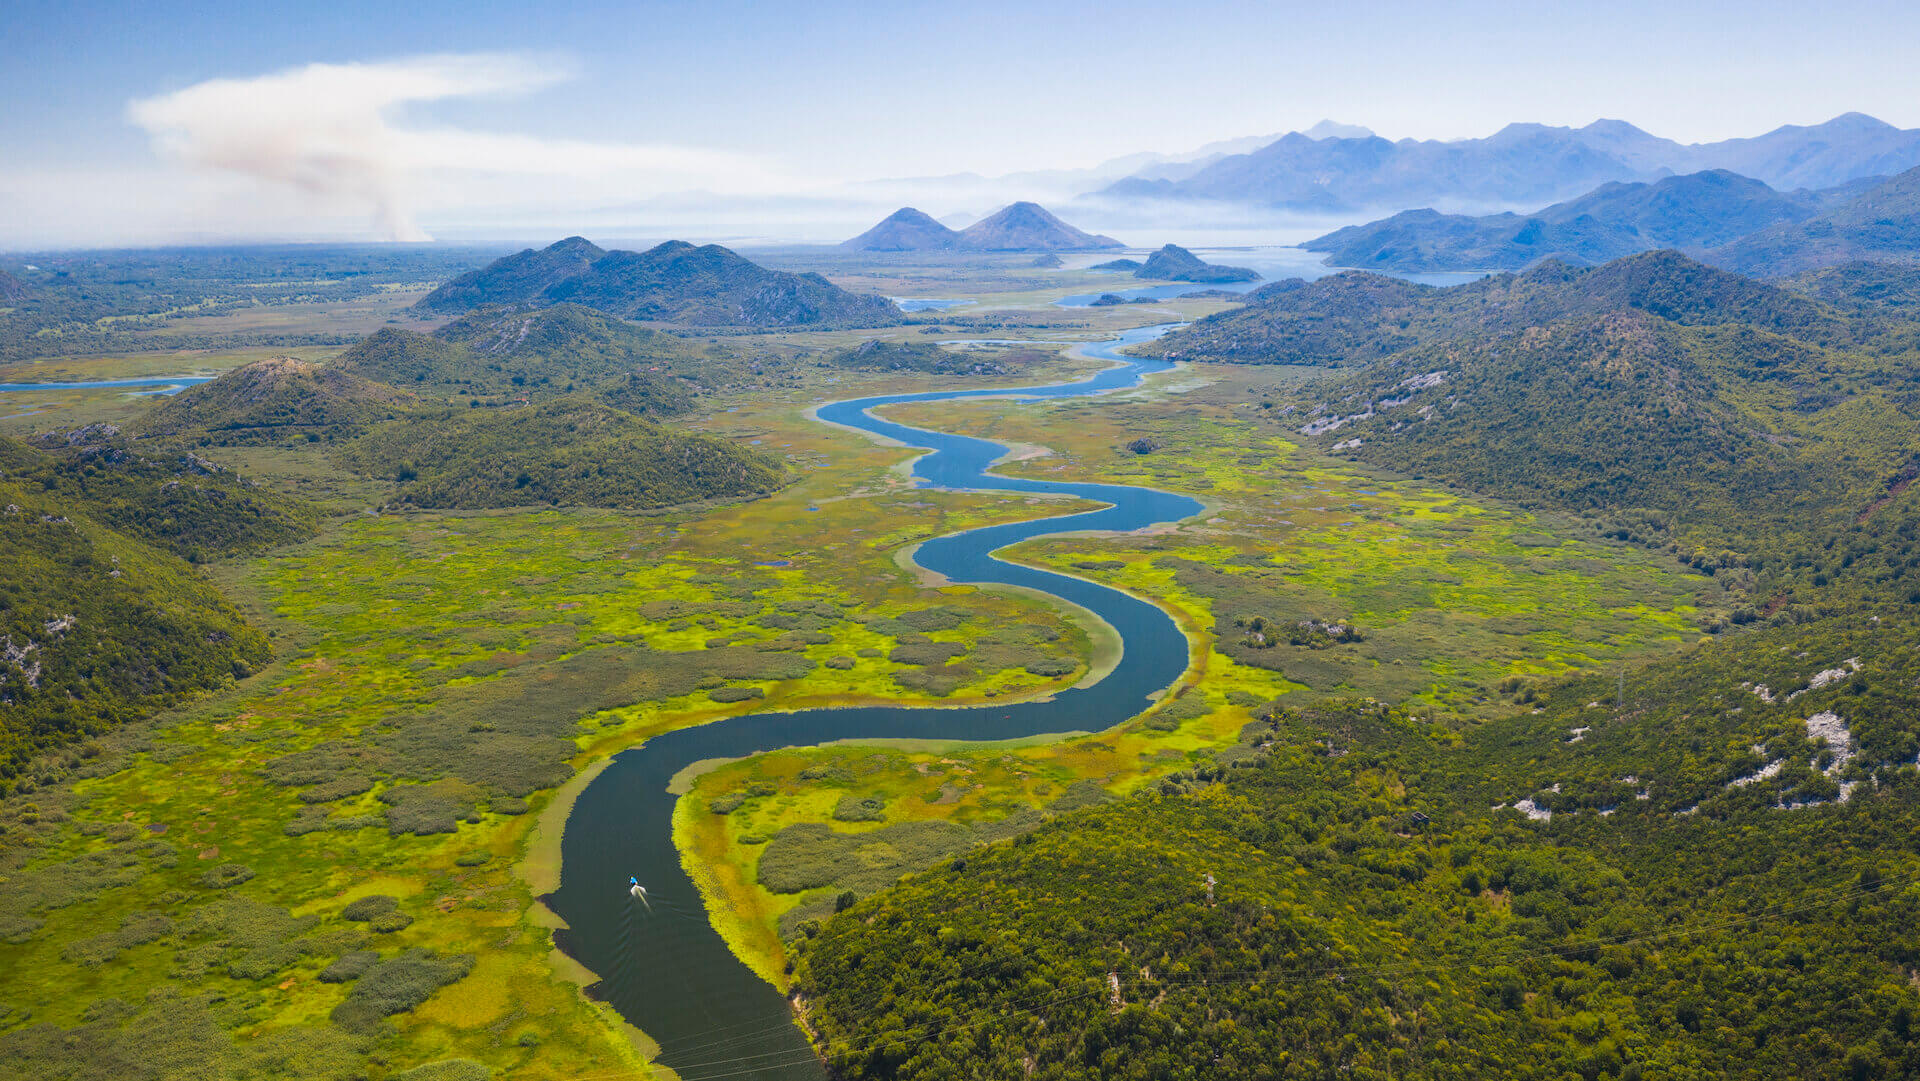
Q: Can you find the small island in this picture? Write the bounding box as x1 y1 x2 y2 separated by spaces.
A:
1136 243 1261 283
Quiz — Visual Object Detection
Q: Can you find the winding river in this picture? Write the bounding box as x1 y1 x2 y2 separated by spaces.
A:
547 323 1203 1080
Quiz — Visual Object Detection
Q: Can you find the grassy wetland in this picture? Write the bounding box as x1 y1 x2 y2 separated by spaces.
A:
2 250 1717 1079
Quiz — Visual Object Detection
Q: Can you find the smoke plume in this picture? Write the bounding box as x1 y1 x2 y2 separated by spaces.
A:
128 54 771 241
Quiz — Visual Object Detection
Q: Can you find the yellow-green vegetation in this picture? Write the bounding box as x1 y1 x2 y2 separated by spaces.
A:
672 379 1708 991
883 393 1705 716
0 394 1116 1076
14 243 1872 1081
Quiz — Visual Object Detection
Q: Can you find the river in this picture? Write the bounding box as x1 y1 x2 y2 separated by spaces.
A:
547 323 1202 1080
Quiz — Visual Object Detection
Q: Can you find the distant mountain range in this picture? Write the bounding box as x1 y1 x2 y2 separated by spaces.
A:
843 202 1122 252
1301 166 1920 276
417 237 901 328
1095 113 1920 213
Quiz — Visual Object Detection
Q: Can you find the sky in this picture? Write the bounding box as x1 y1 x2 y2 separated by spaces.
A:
5 0 1920 248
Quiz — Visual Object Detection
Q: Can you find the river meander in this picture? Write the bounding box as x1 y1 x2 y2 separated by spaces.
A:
547 323 1203 1080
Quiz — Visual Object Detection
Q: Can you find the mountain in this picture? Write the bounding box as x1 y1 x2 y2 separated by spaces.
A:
0 269 25 302
133 357 414 444
1135 244 1260 283
415 238 902 328
1305 170 1822 272
1146 250 1839 366
1099 114 1920 213
1710 167 1920 276
1694 112 1920 191
335 304 717 409
1104 123 1651 210
335 400 785 511
953 202 1123 251
841 207 960 251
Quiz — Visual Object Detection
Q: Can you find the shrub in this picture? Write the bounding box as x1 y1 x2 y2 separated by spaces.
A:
319 950 380 983
369 911 414 934
342 894 399 922
832 796 887 823
329 949 474 1033
201 863 254 889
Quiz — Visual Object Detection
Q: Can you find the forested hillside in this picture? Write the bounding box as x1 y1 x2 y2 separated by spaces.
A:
333 303 718 410
1145 250 1842 366
336 399 785 510
0 435 308 787
415 237 904 328
1712 167 1920 276
798 696 1920 1080
133 356 415 445
793 246 1920 1081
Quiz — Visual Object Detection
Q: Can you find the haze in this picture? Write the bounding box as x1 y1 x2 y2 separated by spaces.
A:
6 0 1920 246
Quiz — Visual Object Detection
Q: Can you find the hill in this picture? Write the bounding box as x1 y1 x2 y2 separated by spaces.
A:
1100 113 1920 211
797 684 1920 1079
1291 312 1891 556
826 339 1044 377
1710 167 1920 276
794 244 1920 1081
1306 170 1820 272
0 434 314 785
1145 250 1842 366
954 203 1123 251
132 356 414 444
1785 261 1920 314
841 208 961 251
0 269 25 302
336 400 785 511
415 238 902 328
1135 244 1260 283
332 305 715 412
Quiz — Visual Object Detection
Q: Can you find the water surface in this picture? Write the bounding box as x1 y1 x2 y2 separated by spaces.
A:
549 323 1201 1080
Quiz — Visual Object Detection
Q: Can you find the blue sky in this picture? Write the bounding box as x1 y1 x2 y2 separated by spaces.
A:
6 0 1919 246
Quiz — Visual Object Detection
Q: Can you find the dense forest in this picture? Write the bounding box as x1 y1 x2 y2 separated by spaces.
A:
332 303 723 408
335 399 786 510
133 357 416 445
1144 251 1850 367
0 434 308 786
793 253 1920 1080
415 237 905 328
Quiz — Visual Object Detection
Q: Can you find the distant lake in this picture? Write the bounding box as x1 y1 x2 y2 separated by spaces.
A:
1055 246 1487 307
890 297 973 312
0 376 213 395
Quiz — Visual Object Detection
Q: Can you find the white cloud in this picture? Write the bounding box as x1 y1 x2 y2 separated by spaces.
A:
125 53 787 242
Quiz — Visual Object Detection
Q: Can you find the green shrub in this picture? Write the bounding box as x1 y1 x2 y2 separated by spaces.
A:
200 863 254 889
319 950 380 983
341 895 399 922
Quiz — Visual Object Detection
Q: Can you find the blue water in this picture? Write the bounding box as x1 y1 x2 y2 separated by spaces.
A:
0 376 213 395
1055 246 1490 307
890 297 974 312
549 323 1201 1081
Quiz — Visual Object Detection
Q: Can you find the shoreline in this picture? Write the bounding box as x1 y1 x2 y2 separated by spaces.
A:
535 325 1208 1070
